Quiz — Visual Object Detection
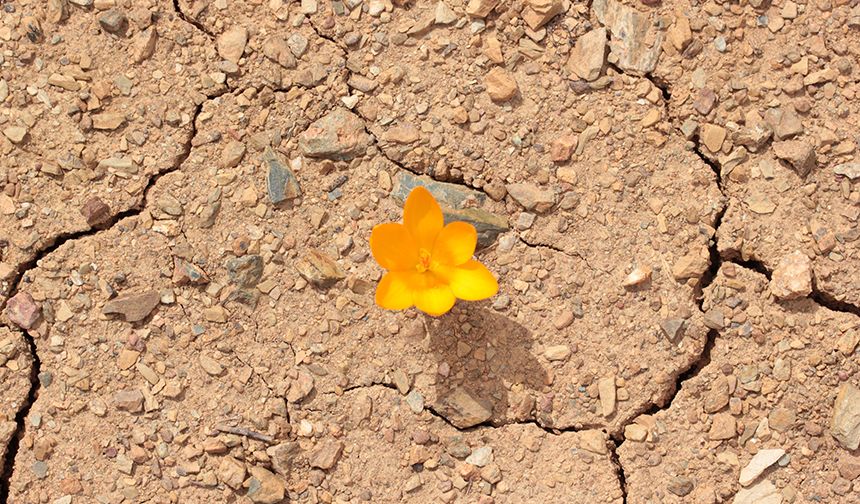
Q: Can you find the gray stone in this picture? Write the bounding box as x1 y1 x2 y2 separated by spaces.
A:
446 436 471 458
660 318 686 342
114 75 134 95
263 147 301 204
287 33 309 57
32 461 48 479
406 390 424 413
98 9 128 35
392 171 486 208
227 255 263 288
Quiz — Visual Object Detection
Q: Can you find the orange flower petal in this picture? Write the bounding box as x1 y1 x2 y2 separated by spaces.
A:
438 260 498 301
413 272 456 316
432 221 477 266
375 271 417 310
403 186 443 250
370 223 418 271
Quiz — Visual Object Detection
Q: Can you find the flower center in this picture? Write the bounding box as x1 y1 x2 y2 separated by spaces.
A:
416 248 432 273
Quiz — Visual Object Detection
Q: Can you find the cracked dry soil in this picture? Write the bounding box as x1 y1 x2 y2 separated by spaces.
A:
0 0 859 503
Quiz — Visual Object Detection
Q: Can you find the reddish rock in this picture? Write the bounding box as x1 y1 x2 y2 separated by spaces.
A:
550 134 578 162
6 292 41 329
80 197 111 228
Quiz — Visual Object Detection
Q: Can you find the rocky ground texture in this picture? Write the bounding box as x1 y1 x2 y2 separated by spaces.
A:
0 0 857 503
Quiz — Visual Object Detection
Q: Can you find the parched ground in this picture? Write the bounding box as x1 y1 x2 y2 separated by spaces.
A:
0 0 857 503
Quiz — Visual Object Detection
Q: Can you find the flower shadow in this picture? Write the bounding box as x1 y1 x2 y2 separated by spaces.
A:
424 304 549 428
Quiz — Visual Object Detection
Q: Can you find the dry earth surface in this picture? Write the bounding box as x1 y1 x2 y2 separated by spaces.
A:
0 0 858 503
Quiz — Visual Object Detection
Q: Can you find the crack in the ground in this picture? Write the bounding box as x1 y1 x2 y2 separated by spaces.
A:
172 0 214 38
0 97 209 501
299 26 499 200
306 18 343 51
353 111 501 202
810 285 860 317
721 257 860 317
1 102 206 312
0 328 38 503
605 45 729 499
723 256 772 279
692 139 724 192
517 235 604 274
598 86 859 504
517 236 564 254
608 438 628 503
604 162 725 502
341 382 610 437
0 12 853 501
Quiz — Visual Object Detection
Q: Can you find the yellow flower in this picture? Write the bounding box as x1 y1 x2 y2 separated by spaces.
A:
370 186 499 316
